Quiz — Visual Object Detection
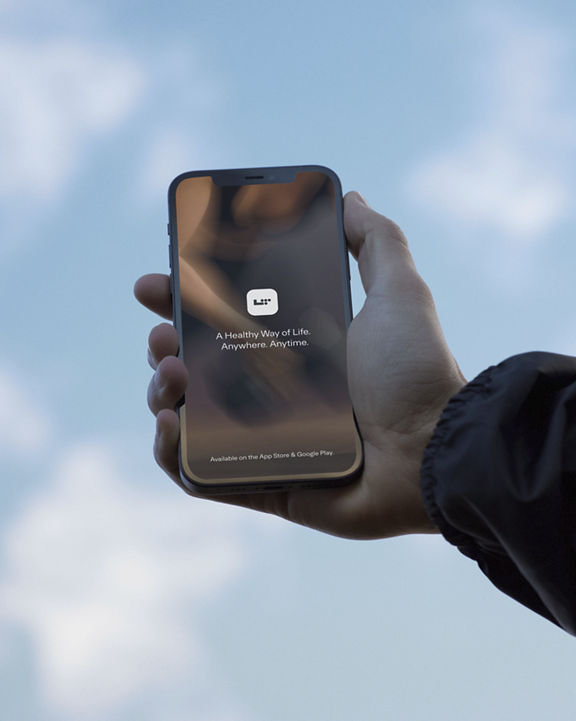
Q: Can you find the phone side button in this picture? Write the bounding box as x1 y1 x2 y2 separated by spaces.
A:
168 245 172 269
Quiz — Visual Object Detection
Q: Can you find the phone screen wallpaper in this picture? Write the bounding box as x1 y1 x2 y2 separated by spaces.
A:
174 170 361 482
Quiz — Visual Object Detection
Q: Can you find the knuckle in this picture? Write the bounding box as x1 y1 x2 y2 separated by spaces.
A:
147 347 157 370
147 384 159 415
385 218 408 247
147 371 164 414
148 325 159 345
374 267 433 305
369 214 408 248
153 433 164 470
405 272 434 304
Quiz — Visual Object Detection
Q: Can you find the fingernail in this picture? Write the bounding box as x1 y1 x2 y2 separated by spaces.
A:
355 192 368 206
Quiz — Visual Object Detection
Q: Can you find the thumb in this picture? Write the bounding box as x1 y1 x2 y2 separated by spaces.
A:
343 191 419 297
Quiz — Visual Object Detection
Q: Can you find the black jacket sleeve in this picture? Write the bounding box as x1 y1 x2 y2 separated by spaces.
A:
420 351 576 635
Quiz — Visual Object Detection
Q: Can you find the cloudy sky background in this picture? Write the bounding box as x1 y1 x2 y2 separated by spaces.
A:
1 1 576 719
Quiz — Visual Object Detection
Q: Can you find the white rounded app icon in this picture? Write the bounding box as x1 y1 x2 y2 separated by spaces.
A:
246 288 278 316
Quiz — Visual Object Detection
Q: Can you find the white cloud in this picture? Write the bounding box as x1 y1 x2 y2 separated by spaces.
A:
132 48 227 205
139 130 192 199
0 38 145 202
134 126 229 209
0 367 52 455
136 128 207 202
0 442 260 719
409 134 569 241
405 9 576 245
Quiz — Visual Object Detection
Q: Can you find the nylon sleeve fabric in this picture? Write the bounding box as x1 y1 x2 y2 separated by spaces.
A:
420 351 576 635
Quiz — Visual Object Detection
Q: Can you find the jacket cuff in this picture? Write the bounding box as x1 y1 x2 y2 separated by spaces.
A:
420 351 576 634
420 363 497 557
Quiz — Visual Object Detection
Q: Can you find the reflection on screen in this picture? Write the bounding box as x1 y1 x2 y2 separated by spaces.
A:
174 170 360 482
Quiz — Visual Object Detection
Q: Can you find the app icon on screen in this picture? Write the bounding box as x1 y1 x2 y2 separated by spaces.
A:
246 288 278 316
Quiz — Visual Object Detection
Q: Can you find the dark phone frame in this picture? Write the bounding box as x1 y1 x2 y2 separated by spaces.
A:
168 165 363 495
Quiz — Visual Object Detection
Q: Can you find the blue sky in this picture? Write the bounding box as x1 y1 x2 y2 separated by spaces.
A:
1 1 576 719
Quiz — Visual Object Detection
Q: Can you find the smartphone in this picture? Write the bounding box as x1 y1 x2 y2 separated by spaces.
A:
168 165 363 494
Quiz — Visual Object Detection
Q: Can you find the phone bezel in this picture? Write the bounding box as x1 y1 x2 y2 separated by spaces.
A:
167 164 363 495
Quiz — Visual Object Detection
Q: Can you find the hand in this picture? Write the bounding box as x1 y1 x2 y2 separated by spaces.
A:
134 192 466 540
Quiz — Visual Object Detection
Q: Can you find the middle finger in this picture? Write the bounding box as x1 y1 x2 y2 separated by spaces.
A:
148 322 179 369
147 355 188 415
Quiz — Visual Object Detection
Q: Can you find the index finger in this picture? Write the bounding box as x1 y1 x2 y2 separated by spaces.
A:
134 273 173 320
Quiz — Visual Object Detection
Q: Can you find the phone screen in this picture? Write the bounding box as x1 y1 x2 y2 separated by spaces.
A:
170 166 362 488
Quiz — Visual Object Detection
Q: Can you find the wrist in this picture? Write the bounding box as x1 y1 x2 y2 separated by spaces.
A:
409 380 468 535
